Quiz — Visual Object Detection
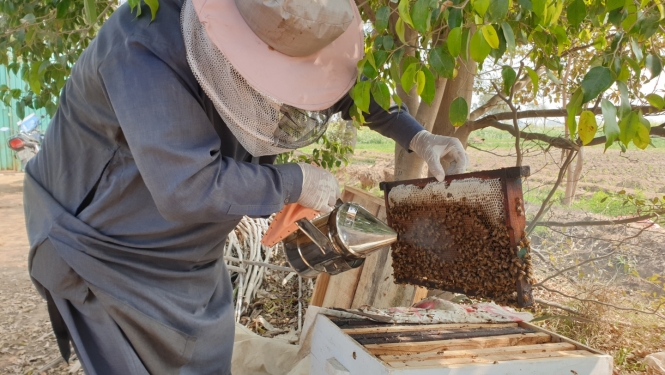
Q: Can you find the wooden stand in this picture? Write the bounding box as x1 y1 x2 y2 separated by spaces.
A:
309 314 613 374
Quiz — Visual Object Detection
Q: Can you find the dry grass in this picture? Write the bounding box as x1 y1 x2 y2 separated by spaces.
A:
534 284 665 373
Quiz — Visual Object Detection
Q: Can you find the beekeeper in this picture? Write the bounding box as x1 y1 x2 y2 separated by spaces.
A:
23 0 468 373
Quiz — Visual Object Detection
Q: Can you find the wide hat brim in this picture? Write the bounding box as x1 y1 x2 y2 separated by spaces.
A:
191 0 364 111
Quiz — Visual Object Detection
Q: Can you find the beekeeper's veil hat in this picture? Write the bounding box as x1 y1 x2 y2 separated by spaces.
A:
181 0 364 156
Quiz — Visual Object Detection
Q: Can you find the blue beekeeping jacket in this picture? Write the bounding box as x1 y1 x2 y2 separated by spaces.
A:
23 0 425 373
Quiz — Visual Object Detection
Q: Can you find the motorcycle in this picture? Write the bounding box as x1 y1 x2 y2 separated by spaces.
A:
1 114 45 169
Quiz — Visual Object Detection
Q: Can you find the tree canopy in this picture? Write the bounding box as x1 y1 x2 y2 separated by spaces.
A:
350 0 665 152
1 0 664 152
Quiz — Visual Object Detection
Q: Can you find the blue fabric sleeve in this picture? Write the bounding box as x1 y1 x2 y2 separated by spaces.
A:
98 35 302 222
331 94 425 151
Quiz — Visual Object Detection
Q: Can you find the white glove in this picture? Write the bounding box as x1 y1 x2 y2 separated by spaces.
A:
296 163 341 214
409 130 469 181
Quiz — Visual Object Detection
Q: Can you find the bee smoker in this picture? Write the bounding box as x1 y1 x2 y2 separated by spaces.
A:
264 202 398 278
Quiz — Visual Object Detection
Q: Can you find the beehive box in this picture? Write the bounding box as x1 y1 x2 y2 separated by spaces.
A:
380 167 533 307
309 314 613 374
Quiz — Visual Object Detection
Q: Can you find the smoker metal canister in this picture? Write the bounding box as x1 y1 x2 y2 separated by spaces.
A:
284 202 397 278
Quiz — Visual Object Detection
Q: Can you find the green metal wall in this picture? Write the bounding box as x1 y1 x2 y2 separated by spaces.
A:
0 66 50 171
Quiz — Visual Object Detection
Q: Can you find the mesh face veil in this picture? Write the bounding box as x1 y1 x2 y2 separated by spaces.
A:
181 0 333 156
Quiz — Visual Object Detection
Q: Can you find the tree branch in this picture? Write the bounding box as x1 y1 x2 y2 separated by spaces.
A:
537 211 663 227
476 119 580 150
538 285 665 319
474 105 663 123
527 151 577 232
534 250 617 287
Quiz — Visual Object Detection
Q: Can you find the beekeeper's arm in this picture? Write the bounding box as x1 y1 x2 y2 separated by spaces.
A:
332 95 468 181
99 38 337 222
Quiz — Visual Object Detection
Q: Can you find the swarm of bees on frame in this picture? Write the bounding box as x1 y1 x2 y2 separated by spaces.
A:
388 198 533 306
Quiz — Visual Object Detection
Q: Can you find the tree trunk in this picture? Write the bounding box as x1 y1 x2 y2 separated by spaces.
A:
393 26 425 181
563 146 584 205
431 58 477 147
394 77 448 181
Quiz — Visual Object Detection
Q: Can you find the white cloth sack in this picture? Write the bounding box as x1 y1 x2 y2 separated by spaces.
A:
647 352 665 375
232 323 309 375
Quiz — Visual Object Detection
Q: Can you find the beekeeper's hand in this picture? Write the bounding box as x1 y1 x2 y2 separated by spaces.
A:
409 130 469 181
296 163 341 214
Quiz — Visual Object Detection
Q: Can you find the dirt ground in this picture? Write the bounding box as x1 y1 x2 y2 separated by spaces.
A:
0 173 83 374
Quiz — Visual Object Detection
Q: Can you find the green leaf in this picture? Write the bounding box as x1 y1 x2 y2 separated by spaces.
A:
398 0 414 27
56 0 71 19
525 67 539 96
502 23 516 52
375 6 391 33
429 47 455 78
646 55 663 81
578 111 598 145
83 0 97 25
28 62 41 95
481 25 500 49
366 50 377 70
634 115 651 150
371 81 391 111
392 93 403 108
374 50 388 68
449 97 469 127
401 62 419 92
447 27 463 58
420 67 436 105
617 64 631 82
606 0 624 11
412 0 431 33
470 31 491 63
488 0 509 22
16 101 25 120
448 8 463 28
502 66 517 96
546 70 563 85
518 0 532 11
395 18 406 44
144 0 160 21
619 111 639 146
549 0 564 26
601 99 619 151
352 81 372 113
630 39 643 62
383 35 394 51
625 57 641 78
617 81 631 118
531 0 546 17
566 88 584 136
567 0 586 28
362 61 378 79
20 13 36 24
472 0 490 17
580 66 614 103
646 94 665 110
416 70 426 95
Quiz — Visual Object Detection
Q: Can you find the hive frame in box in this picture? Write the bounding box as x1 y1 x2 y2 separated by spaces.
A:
309 314 613 375
379 166 533 307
